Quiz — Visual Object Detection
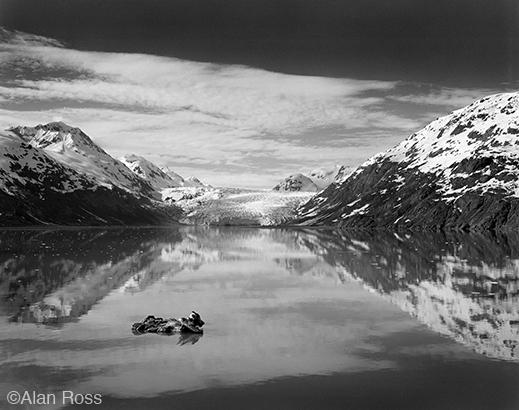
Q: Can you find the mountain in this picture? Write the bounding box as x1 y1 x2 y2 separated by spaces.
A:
297 92 519 231
185 176 206 187
158 166 207 188
119 154 183 191
10 122 154 197
1 123 175 226
273 173 319 192
307 165 345 189
160 166 190 186
274 165 349 192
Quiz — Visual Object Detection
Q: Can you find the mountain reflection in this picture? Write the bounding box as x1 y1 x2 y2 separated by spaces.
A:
300 229 519 362
1 226 518 361
0 227 327 325
0 228 184 324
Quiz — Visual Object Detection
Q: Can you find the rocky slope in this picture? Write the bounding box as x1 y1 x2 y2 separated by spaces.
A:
297 92 519 231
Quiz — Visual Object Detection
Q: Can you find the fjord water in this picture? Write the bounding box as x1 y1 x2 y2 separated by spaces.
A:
0 227 518 410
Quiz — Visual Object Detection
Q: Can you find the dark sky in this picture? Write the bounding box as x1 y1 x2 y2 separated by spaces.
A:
1 0 518 87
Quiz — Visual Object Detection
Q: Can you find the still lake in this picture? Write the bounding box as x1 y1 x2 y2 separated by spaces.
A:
0 226 518 410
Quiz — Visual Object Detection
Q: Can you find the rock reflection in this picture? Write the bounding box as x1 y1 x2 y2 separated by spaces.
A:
131 329 203 346
177 333 203 346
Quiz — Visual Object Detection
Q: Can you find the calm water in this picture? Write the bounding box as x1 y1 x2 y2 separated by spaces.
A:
0 226 518 410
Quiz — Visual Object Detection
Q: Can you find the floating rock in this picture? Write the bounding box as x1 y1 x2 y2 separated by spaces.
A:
132 311 205 335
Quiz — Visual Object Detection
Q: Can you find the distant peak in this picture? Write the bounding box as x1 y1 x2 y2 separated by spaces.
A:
35 122 77 133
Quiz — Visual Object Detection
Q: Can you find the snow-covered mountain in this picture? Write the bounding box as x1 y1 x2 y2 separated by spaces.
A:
273 165 347 192
185 176 206 187
273 173 319 192
10 122 154 197
156 165 207 188
159 165 190 186
297 92 519 231
0 122 176 226
119 154 183 191
307 165 345 189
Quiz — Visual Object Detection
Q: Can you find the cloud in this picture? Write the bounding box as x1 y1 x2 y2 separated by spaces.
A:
1 35 402 134
0 28 511 188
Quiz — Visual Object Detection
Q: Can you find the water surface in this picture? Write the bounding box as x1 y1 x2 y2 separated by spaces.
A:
0 227 518 409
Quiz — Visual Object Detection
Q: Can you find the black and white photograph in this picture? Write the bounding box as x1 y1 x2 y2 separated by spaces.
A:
1 0 519 409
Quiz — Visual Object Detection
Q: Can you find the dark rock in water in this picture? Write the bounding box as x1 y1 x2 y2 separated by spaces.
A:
132 311 205 335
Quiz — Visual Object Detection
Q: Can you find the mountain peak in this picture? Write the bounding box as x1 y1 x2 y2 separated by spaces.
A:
120 154 186 190
384 92 519 175
10 122 100 154
274 165 347 192
273 173 319 192
36 121 75 132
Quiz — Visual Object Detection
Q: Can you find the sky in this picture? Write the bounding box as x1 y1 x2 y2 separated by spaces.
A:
0 0 518 188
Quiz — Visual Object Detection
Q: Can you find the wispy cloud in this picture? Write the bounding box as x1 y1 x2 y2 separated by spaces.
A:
0 29 506 188
2 48 402 134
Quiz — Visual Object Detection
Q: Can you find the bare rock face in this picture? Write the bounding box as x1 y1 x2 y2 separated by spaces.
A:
296 92 519 231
